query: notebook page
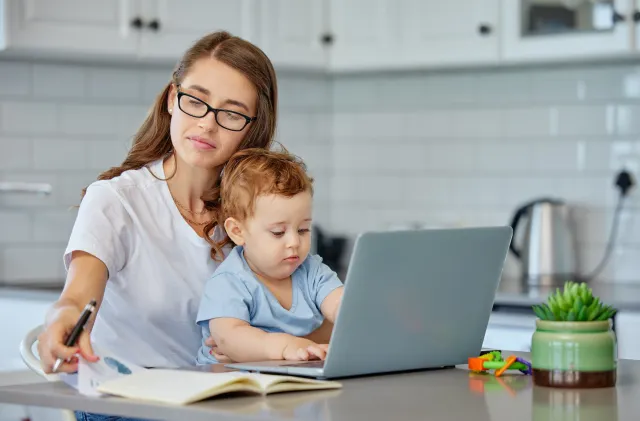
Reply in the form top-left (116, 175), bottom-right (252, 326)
top-left (97, 369), bottom-right (260, 405)
top-left (248, 373), bottom-right (342, 393)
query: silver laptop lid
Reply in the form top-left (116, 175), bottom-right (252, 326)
top-left (321, 226), bottom-right (512, 378)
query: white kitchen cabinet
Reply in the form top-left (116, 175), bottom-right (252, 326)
top-left (2, 0), bottom-right (140, 58)
top-left (500, 0), bottom-right (634, 63)
top-left (328, 0), bottom-right (396, 71)
top-left (616, 311), bottom-right (640, 360)
top-left (634, 0), bottom-right (640, 49)
top-left (329, 0), bottom-right (500, 72)
top-left (397, 0), bottom-right (500, 68)
top-left (137, 0), bottom-right (258, 62)
top-left (0, 293), bottom-right (56, 372)
top-left (0, 0), bottom-right (326, 69)
top-left (256, 0), bottom-right (329, 70)
top-left (482, 312), bottom-right (536, 352)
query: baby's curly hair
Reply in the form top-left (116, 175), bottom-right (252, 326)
top-left (218, 146), bottom-right (314, 228)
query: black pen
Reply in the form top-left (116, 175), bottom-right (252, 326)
top-left (52, 299), bottom-right (97, 373)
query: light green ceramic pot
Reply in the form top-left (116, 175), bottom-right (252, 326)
top-left (530, 319), bottom-right (617, 388)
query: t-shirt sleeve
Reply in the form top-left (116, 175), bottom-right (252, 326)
top-left (63, 182), bottom-right (131, 279)
top-left (196, 272), bottom-right (253, 327)
top-left (309, 255), bottom-right (344, 310)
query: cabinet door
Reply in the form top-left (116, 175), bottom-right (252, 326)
top-left (256, 0), bottom-right (328, 70)
top-left (482, 312), bottom-right (536, 352)
top-left (138, 0), bottom-right (258, 61)
top-left (616, 311), bottom-right (640, 360)
top-left (399, 0), bottom-right (500, 68)
top-left (501, 0), bottom-right (633, 62)
top-left (0, 296), bottom-right (56, 372)
top-left (329, 0), bottom-right (398, 72)
top-left (4, 0), bottom-right (140, 57)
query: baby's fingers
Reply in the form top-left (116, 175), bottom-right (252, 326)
top-left (306, 345), bottom-right (326, 360)
top-left (296, 348), bottom-right (310, 360)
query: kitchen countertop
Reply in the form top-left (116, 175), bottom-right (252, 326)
top-left (3, 277), bottom-right (640, 311)
top-left (493, 278), bottom-right (640, 311)
top-left (0, 351), bottom-right (638, 421)
top-left (0, 284), bottom-right (62, 302)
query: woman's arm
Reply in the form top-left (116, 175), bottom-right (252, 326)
top-left (209, 318), bottom-right (327, 362)
top-left (38, 251), bottom-right (108, 372)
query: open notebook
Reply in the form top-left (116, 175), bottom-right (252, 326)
top-left (96, 369), bottom-right (342, 405)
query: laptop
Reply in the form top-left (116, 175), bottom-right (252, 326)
top-left (225, 226), bottom-right (513, 379)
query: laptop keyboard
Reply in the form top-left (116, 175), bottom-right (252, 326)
top-left (282, 360), bottom-right (325, 369)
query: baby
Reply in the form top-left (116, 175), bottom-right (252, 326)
top-left (195, 147), bottom-right (344, 365)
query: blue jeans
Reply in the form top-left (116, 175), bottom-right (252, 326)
top-left (74, 411), bottom-right (156, 421)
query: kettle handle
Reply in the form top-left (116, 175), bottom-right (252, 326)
top-left (509, 204), bottom-right (529, 259)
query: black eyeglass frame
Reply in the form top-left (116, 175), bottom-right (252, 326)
top-left (175, 89), bottom-right (257, 132)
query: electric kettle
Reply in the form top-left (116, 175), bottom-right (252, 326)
top-left (509, 197), bottom-right (577, 286)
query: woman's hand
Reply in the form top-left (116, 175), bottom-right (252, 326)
top-left (282, 338), bottom-right (328, 361)
top-left (205, 335), bottom-right (233, 363)
top-left (37, 305), bottom-right (100, 374)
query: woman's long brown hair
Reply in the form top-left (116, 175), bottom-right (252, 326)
top-left (82, 31), bottom-right (278, 261)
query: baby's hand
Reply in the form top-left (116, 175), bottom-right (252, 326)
top-left (282, 338), bottom-right (328, 361)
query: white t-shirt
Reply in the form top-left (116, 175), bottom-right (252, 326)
top-left (64, 158), bottom-right (229, 368)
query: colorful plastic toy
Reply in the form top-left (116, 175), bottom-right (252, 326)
top-left (468, 350), bottom-right (532, 376)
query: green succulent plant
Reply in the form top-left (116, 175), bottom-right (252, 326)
top-left (532, 281), bottom-right (617, 322)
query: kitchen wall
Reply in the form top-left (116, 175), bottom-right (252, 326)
top-left (0, 58), bottom-right (331, 284)
top-left (2, 57), bottom-right (640, 285)
top-left (330, 63), bottom-right (640, 283)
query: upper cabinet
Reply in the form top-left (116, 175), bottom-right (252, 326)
top-left (137, 0), bottom-right (258, 62)
top-left (0, 0), bottom-right (324, 69)
top-left (398, 0), bottom-right (500, 68)
top-left (500, 0), bottom-right (634, 63)
top-left (256, 0), bottom-right (329, 70)
top-left (2, 0), bottom-right (640, 73)
top-left (329, 0), bottom-right (500, 72)
top-left (2, 0), bottom-right (141, 57)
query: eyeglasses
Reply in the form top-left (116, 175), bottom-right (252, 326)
top-left (176, 90), bottom-right (256, 132)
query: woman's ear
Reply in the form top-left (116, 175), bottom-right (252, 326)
top-left (167, 83), bottom-right (177, 114)
top-left (224, 217), bottom-right (245, 245)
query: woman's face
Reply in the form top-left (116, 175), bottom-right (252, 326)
top-left (167, 57), bottom-right (258, 171)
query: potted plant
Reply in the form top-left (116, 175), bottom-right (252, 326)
top-left (530, 281), bottom-right (618, 388)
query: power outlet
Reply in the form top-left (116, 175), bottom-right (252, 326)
top-left (614, 169), bottom-right (635, 197)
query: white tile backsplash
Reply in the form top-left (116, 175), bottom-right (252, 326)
top-left (33, 63), bottom-right (87, 99)
top-left (0, 63), bottom-right (31, 96)
top-left (32, 139), bottom-right (87, 170)
top-left (1, 57), bottom-right (640, 284)
top-left (1, 102), bottom-right (58, 134)
top-left (0, 137), bottom-right (31, 169)
top-left (330, 63), bottom-right (640, 284)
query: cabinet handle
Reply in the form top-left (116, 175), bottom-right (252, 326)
top-left (130, 17), bottom-right (143, 29)
top-left (634, 10), bottom-right (640, 22)
top-left (612, 11), bottom-right (625, 23)
top-left (148, 19), bottom-right (161, 31)
top-left (478, 24), bottom-right (492, 35)
top-left (320, 33), bottom-right (333, 46)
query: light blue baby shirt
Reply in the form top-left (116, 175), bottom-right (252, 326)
top-left (195, 245), bottom-right (343, 365)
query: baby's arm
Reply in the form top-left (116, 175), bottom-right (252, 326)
top-left (209, 319), bottom-right (327, 362)
top-left (320, 287), bottom-right (344, 324)
top-left (311, 256), bottom-right (345, 325)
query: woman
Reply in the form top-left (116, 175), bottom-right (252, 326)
top-left (37, 31), bottom-right (331, 384)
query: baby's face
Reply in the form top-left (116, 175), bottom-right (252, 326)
top-left (242, 191), bottom-right (313, 282)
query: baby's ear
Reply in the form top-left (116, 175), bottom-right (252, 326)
top-left (224, 217), bottom-right (245, 245)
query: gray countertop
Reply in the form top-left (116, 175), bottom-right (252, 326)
top-left (0, 285), bottom-right (61, 302)
top-left (3, 277), bottom-right (640, 312)
top-left (1, 352), bottom-right (639, 421)
top-left (493, 278), bottom-right (640, 311)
